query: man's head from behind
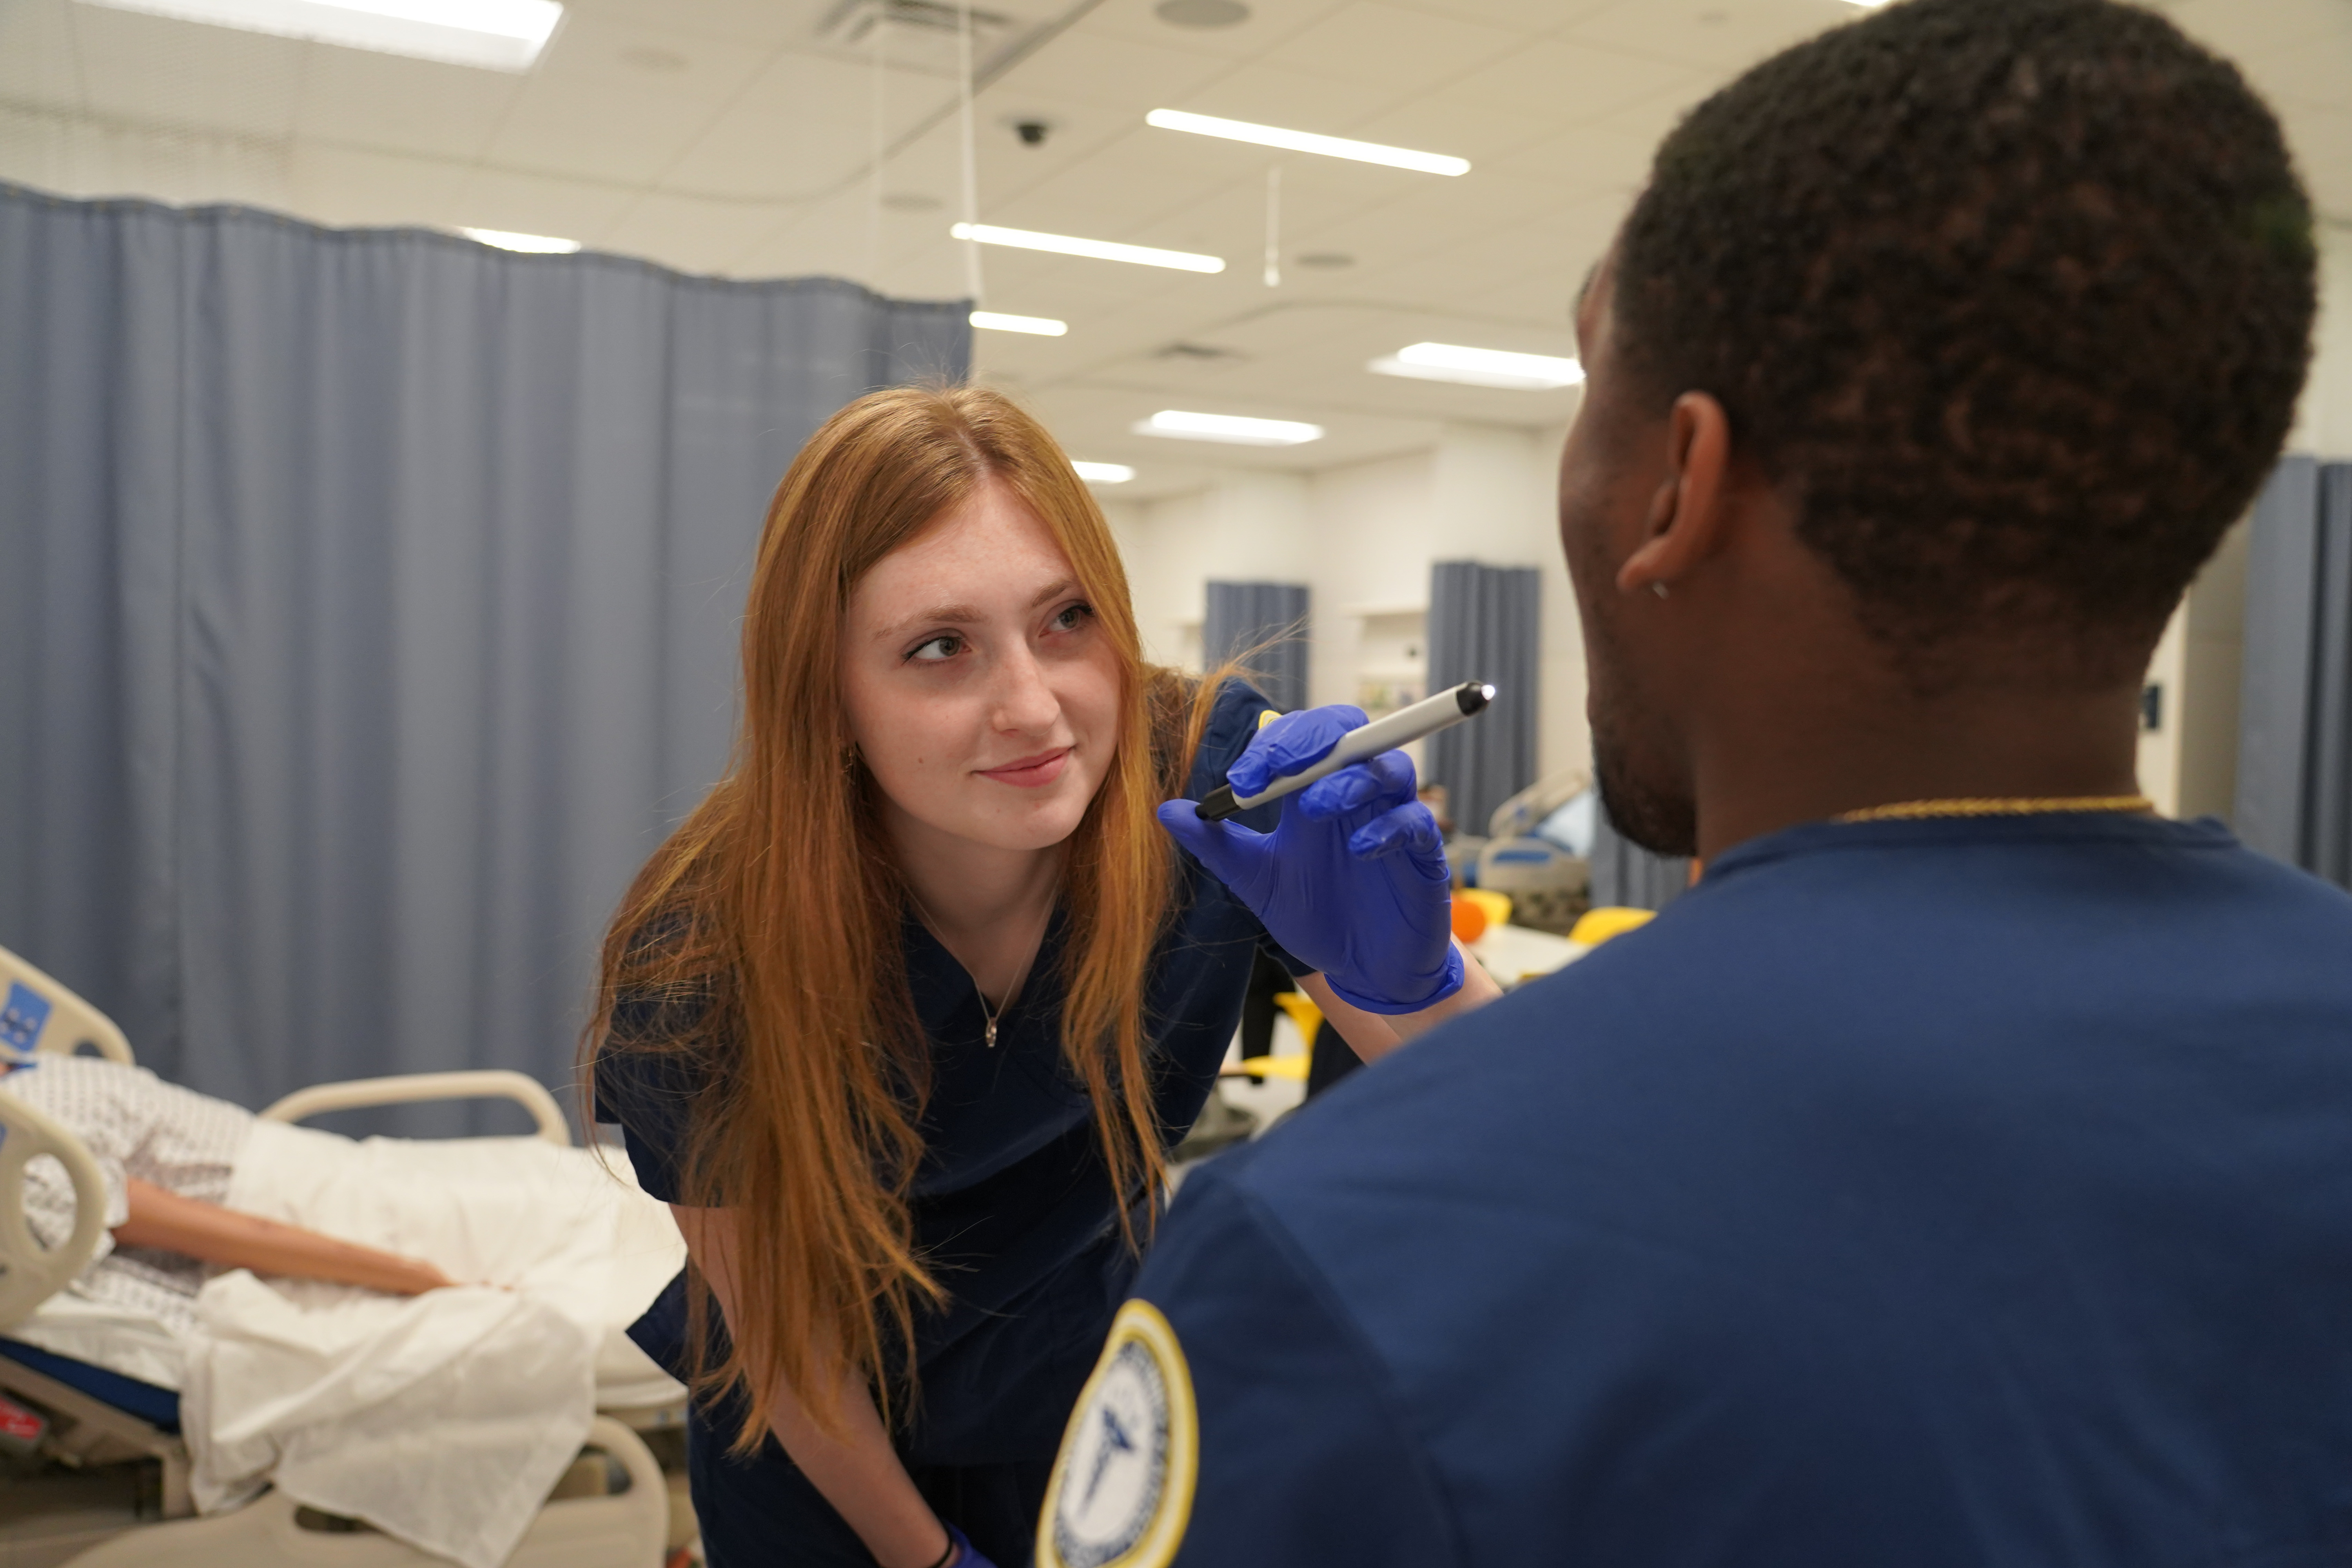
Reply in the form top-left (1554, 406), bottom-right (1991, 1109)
top-left (1561, 0), bottom-right (2314, 856)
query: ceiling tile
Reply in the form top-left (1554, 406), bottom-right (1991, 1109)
top-left (2167, 0), bottom-right (2352, 65)
top-left (482, 13), bottom-right (773, 187)
top-left (452, 161), bottom-right (645, 245)
top-left (292, 47), bottom-right (522, 163)
top-left (557, 0), bottom-right (834, 49)
top-left (989, 27), bottom-right (1230, 114)
top-left (1381, 0), bottom-right (1616, 29)
top-left (70, 3), bottom-right (301, 139)
top-left (1074, 0), bottom-right (1355, 63)
top-left (1169, 58), bottom-right (1406, 131)
top-left (285, 141), bottom-right (470, 229)
top-left (598, 187), bottom-right (793, 274)
top-left (1341, 95), bottom-right (1550, 164)
top-left (1434, 36), bottom-right (1697, 125)
top-left (1259, 1), bottom-right (1528, 93)
top-left (0, 0), bottom-right (83, 111)
top-left (658, 49), bottom-right (944, 204)
top-left (1561, 0), bottom-right (1851, 72)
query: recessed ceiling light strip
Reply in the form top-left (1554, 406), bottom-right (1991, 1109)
top-left (1145, 109), bottom-right (1468, 177)
top-left (461, 227), bottom-right (580, 254)
top-left (1134, 410), bottom-right (1323, 446)
top-left (971, 310), bottom-right (1067, 336)
top-left (78, 0), bottom-right (564, 71)
top-left (950, 223), bottom-right (1225, 273)
top-left (1369, 341), bottom-right (1583, 390)
top-left (1073, 462), bottom-right (1135, 483)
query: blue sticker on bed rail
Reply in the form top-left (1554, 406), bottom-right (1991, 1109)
top-left (1, 984), bottom-right (51, 1060)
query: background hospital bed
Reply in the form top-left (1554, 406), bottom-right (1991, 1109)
top-left (0, 944), bottom-right (680, 1568)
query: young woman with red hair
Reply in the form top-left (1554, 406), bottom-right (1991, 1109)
top-left (589, 385), bottom-right (1494, 1568)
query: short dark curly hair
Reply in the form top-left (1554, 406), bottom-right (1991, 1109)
top-left (1613, 0), bottom-right (2315, 686)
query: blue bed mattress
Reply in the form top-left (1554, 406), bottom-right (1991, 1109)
top-left (0, 1338), bottom-right (180, 1432)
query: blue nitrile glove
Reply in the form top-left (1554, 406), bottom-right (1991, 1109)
top-left (945, 1524), bottom-right (996, 1568)
top-left (1157, 704), bottom-right (1462, 1015)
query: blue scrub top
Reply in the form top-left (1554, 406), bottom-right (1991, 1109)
top-left (1065, 813), bottom-right (2352, 1567)
top-left (595, 680), bottom-right (1296, 1464)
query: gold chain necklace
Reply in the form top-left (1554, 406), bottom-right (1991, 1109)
top-left (1835, 795), bottom-right (2155, 824)
top-left (904, 886), bottom-right (1052, 1050)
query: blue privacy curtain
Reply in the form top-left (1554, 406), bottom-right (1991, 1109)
top-left (1587, 805), bottom-right (1691, 912)
top-left (0, 182), bottom-right (969, 1129)
top-left (1426, 561), bottom-right (1539, 837)
top-left (1203, 581), bottom-right (1310, 713)
top-left (2236, 456), bottom-right (2352, 889)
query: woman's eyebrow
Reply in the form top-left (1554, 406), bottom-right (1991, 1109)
top-left (1027, 577), bottom-right (1078, 609)
top-left (878, 603), bottom-right (984, 639)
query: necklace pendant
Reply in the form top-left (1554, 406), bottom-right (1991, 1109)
top-left (985, 1018), bottom-right (998, 1050)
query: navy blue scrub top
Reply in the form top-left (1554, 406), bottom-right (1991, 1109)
top-left (1084, 813), bottom-right (2352, 1567)
top-left (595, 680), bottom-right (1296, 1464)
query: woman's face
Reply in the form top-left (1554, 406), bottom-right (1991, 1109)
top-left (841, 480), bottom-right (1122, 858)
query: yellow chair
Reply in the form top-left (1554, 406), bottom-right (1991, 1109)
top-left (1567, 906), bottom-right (1657, 946)
top-left (1230, 991), bottom-right (1322, 1082)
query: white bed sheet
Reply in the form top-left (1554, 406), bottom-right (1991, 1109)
top-left (12, 1122), bottom-right (688, 1568)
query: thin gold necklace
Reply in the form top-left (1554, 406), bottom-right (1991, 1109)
top-left (904, 886), bottom-right (1053, 1050)
top-left (1836, 794), bottom-right (2155, 824)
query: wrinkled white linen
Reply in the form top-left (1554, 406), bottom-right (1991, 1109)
top-left (180, 1122), bottom-right (685, 1568)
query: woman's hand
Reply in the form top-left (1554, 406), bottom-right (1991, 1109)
top-left (1158, 705), bottom-right (1461, 1015)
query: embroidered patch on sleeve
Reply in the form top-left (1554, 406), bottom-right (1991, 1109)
top-left (1036, 1298), bottom-right (1198, 1568)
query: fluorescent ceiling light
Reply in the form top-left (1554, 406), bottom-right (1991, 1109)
top-left (951, 223), bottom-right (1224, 274)
top-left (1134, 410), bottom-right (1323, 447)
top-left (971, 310), bottom-right (1068, 336)
top-left (1073, 462), bottom-right (1135, 484)
top-left (461, 227), bottom-right (579, 253)
top-left (78, 0), bottom-right (563, 72)
top-left (1369, 341), bottom-right (1583, 391)
top-left (1145, 109), bottom-right (1469, 177)
top-left (1841, 0), bottom-right (1891, 7)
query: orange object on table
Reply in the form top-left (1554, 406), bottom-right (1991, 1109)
top-left (1450, 894), bottom-right (1488, 944)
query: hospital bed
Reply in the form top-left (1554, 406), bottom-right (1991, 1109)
top-left (0, 944), bottom-right (680, 1568)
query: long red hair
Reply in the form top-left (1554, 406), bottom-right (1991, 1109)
top-left (589, 385), bottom-right (1219, 1450)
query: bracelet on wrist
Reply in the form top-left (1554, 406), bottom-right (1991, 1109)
top-left (922, 1526), bottom-right (960, 1568)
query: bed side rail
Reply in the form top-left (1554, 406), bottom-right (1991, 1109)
top-left (0, 1092), bottom-right (111, 1329)
top-left (259, 1070), bottom-right (571, 1147)
top-left (0, 944), bottom-right (136, 1065)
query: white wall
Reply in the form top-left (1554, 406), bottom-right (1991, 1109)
top-left (2288, 221), bottom-right (2352, 460)
top-left (2146, 220), bottom-right (2352, 819)
top-left (1109, 419), bottom-right (1589, 804)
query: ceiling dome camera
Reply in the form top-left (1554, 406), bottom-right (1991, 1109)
top-left (1014, 119), bottom-right (1051, 146)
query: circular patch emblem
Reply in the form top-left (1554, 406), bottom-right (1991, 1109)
top-left (1037, 1299), bottom-right (1197, 1568)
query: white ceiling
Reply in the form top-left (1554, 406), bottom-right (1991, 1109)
top-left (2, 0), bottom-right (2347, 497)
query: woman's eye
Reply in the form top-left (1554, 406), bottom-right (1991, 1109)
top-left (908, 634), bottom-right (962, 662)
top-left (1052, 603), bottom-right (1094, 632)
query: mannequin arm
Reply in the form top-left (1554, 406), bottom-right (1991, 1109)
top-left (112, 1178), bottom-right (454, 1296)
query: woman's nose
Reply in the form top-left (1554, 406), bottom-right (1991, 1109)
top-left (990, 644), bottom-right (1062, 733)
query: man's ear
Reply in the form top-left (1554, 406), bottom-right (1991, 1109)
top-left (1617, 392), bottom-right (1733, 597)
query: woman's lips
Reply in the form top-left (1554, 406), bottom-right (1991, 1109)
top-left (978, 748), bottom-right (1071, 788)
